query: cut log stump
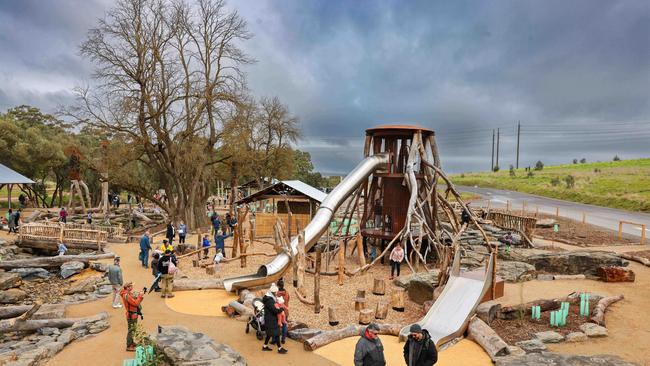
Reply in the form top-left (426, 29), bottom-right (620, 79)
top-left (206, 266), bottom-right (215, 275)
top-left (375, 301), bottom-right (388, 319)
top-left (328, 306), bottom-right (339, 326)
top-left (359, 309), bottom-right (373, 325)
top-left (391, 288), bottom-right (406, 312)
top-left (372, 278), bottom-right (386, 295)
top-left (355, 298), bottom-right (367, 311)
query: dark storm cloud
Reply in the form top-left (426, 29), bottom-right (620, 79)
top-left (1, 0), bottom-right (648, 174)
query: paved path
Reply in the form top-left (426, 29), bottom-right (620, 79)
top-left (458, 185), bottom-right (650, 239)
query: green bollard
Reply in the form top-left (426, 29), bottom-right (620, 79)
top-left (550, 311), bottom-right (556, 327)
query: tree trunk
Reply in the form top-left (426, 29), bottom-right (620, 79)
top-left (229, 162), bottom-right (238, 215)
top-left (338, 244), bottom-right (345, 286)
top-left (467, 317), bottom-right (509, 361)
top-left (172, 279), bottom-right (224, 291)
top-left (314, 245), bottom-right (322, 314)
top-left (0, 253), bottom-right (116, 270)
top-left (391, 288), bottom-right (406, 312)
top-left (304, 323), bottom-right (402, 351)
top-left (0, 311), bottom-right (107, 333)
top-left (0, 304), bottom-right (66, 320)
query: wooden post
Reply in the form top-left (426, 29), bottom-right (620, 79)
top-left (391, 288), bottom-right (405, 312)
top-left (375, 301), bottom-right (389, 319)
top-left (556, 207), bottom-right (560, 217)
top-left (582, 212), bottom-right (586, 224)
top-left (297, 230), bottom-right (306, 292)
top-left (506, 200), bottom-right (511, 211)
top-left (618, 221), bottom-right (623, 240)
top-left (338, 243), bottom-right (345, 286)
top-left (356, 234), bottom-right (366, 267)
top-left (314, 245), bottom-right (322, 314)
top-left (372, 278), bottom-right (386, 296)
top-left (206, 265), bottom-right (215, 275)
top-left (359, 309), bottom-right (373, 325)
top-left (642, 224), bottom-right (646, 245)
top-left (328, 306), bottom-right (339, 326)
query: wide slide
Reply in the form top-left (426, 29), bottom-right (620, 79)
top-left (399, 248), bottom-right (495, 346)
top-left (223, 153), bottom-right (390, 292)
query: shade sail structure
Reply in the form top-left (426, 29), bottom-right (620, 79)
top-left (0, 164), bottom-right (35, 185)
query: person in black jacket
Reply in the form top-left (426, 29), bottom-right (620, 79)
top-left (261, 284), bottom-right (288, 354)
top-left (460, 204), bottom-right (471, 226)
top-left (156, 250), bottom-right (177, 298)
top-left (403, 324), bottom-right (438, 366)
top-left (165, 222), bottom-right (176, 245)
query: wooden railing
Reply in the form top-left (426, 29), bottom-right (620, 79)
top-left (19, 223), bottom-right (108, 249)
top-left (64, 223), bottom-right (126, 241)
top-left (486, 211), bottom-right (538, 240)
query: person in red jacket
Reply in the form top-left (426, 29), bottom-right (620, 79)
top-left (120, 282), bottom-right (144, 351)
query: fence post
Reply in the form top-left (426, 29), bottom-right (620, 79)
top-left (618, 221), bottom-right (623, 240)
top-left (555, 207), bottom-right (560, 217)
top-left (582, 212), bottom-right (586, 224)
top-left (642, 225), bottom-right (646, 245)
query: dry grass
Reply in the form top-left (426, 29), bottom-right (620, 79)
top-left (177, 238), bottom-right (424, 330)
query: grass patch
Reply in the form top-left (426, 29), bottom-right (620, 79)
top-left (452, 158), bottom-right (650, 213)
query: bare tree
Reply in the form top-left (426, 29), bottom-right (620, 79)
top-left (66, 0), bottom-right (252, 227)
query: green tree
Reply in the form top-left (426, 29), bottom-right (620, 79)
top-left (292, 150), bottom-right (324, 187)
top-left (534, 161), bottom-right (544, 171)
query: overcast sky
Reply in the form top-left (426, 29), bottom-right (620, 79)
top-left (1, 0), bottom-right (648, 174)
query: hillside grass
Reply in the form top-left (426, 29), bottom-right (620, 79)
top-left (452, 158), bottom-right (650, 213)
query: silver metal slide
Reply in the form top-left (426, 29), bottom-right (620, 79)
top-left (399, 248), bottom-right (495, 346)
top-left (223, 153), bottom-right (390, 292)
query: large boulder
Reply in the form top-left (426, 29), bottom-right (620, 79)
top-left (10, 268), bottom-right (52, 280)
top-left (597, 266), bottom-right (635, 282)
top-left (580, 323), bottom-right (608, 337)
top-left (514, 339), bottom-right (546, 353)
top-left (64, 277), bottom-right (103, 295)
top-left (60, 261), bottom-right (85, 279)
top-left (525, 251), bottom-right (627, 279)
top-left (496, 352), bottom-right (635, 366)
top-left (0, 288), bottom-right (28, 304)
top-left (394, 270), bottom-right (440, 304)
top-left (0, 272), bottom-right (22, 290)
top-left (155, 326), bottom-right (246, 365)
top-left (497, 261), bottom-right (536, 282)
top-left (534, 331), bottom-right (564, 343)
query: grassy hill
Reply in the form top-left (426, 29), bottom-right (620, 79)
top-left (451, 158), bottom-right (650, 213)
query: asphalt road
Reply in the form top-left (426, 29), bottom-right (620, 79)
top-left (457, 185), bottom-right (650, 240)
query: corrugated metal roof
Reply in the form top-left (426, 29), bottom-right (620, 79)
top-left (0, 164), bottom-right (35, 184)
top-left (236, 180), bottom-right (327, 204)
top-left (281, 180), bottom-right (327, 203)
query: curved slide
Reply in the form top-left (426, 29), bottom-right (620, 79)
top-left (223, 153), bottom-right (390, 292)
top-left (399, 248), bottom-right (495, 346)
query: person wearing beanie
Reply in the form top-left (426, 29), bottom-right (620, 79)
top-left (353, 323), bottom-right (386, 366)
top-left (262, 283), bottom-right (287, 354)
top-left (403, 323), bottom-right (438, 366)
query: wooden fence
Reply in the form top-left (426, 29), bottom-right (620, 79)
top-left (486, 211), bottom-right (538, 240)
top-left (253, 212), bottom-right (311, 238)
top-left (19, 223), bottom-right (108, 249)
top-left (64, 223), bottom-right (126, 242)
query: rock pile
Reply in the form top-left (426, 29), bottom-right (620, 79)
top-left (155, 326), bottom-right (247, 365)
top-left (525, 251), bottom-right (627, 279)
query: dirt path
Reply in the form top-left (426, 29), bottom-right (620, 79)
top-left (502, 241), bottom-right (650, 365)
top-left (46, 234), bottom-right (336, 366)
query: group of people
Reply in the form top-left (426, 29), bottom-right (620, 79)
top-left (138, 231), bottom-right (178, 298)
top-left (4, 208), bottom-right (21, 233)
top-left (354, 323), bottom-right (438, 366)
top-left (260, 280), bottom-right (290, 354)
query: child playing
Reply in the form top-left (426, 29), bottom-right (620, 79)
top-left (151, 253), bottom-right (161, 292)
top-left (57, 242), bottom-right (68, 256)
top-left (202, 234), bottom-right (211, 259)
top-left (213, 249), bottom-right (224, 275)
top-left (275, 296), bottom-right (289, 344)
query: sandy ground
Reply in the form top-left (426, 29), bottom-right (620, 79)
top-left (45, 233), bottom-right (338, 366)
top-left (315, 337), bottom-right (491, 366)
top-left (501, 242), bottom-right (650, 365)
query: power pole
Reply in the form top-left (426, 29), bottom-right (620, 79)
top-left (491, 129), bottom-right (495, 171)
top-left (496, 128), bottom-right (500, 170)
top-left (516, 121), bottom-right (521, 169)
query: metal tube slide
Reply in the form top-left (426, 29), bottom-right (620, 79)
top-left (399, 249), bottom-right (495, 346)
top-left (223, 153), bottom-right (390, 292)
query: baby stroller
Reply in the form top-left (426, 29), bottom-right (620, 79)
top-left (245, 298), bottom-right (265, 340)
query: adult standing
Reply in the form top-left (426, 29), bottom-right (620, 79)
top-left (157, 249), bottom-right (177, 298)
top-left (165, 222), bottom-right (176, 245)
top-left (211, 214), bottom-right (221, 236)
top-left (228, 213), bottom-right (237, 235)
top-left (107, 257), bottom-right (124, 308)
top-left (139, 231), bottom-right (152, 268)
top-left (120, 282), bottom-right (144, 352)
top-left (353, 323), bottom-right (386, 366)
top-left (403, 324), bottom-right (438, 366)
top-left (13, 209), bottom-right (21, 231)
top-left (213, 230), bottom-right (232, 258)
top-left (6, 209), bottom-right (15, 233)
top-left (389, 242), bottom-right (405, 280)
top-left (261, 283), bottom-right (288, 354)
top-left (178, 221), bottom-right (187, 244)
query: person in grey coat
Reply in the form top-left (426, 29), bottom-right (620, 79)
top-left (107, 257), bottom-right (124, 308)
top-left (354, 323), bottom-right (386, 366)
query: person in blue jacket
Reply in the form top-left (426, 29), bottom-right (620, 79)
top-left (202, 234), bottom-right (211, 259)
top-left (139, 231), bottom-right (152, 268)
top-left (214, 230), bottom-right (232, 258)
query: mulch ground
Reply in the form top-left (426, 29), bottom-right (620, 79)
top-left (490, 299), bottom-right (598, 345)
top-left (178, 238), bottom-right (424, 330)
top-left (533, 213), bottom-right (638, 246)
